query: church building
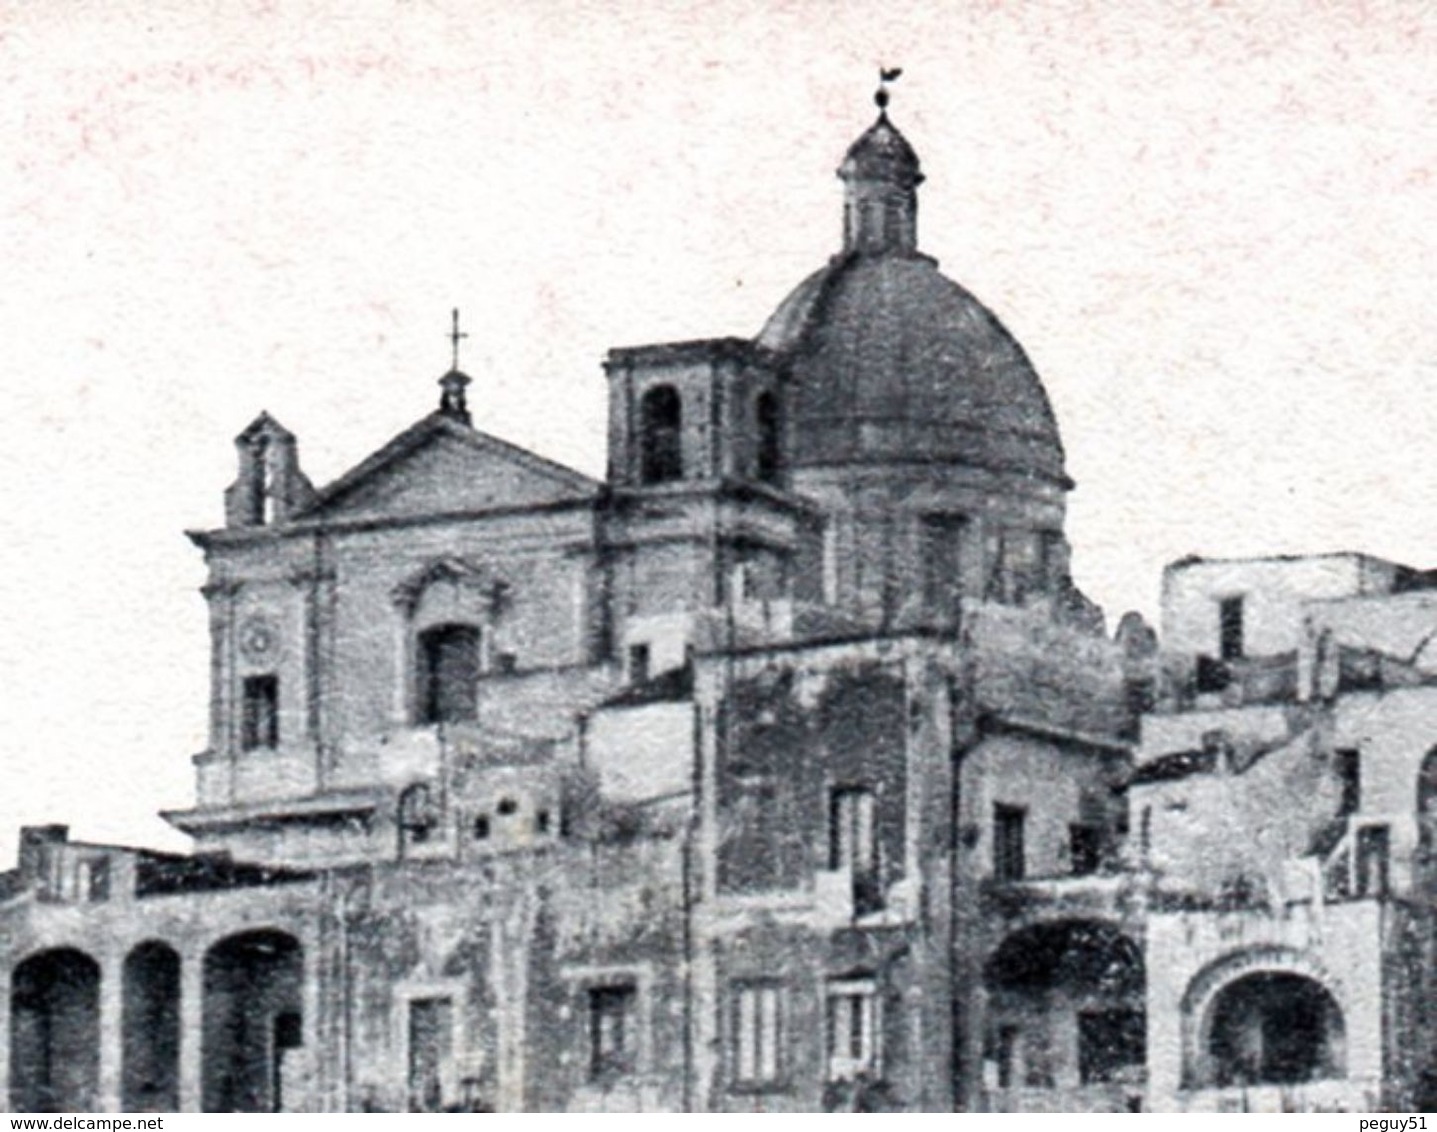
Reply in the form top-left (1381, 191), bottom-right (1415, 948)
top-left (3, 85), bottom-right (1434, 1114)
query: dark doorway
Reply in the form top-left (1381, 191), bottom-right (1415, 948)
top-left (1208, 972), bottom-right (1343, 1085)
top-left (418, 623), bottom-right (481, 724)
top-left (122, 942), bottom-right (180, 1112)
top-left (407, 997), bottom-right (452, 1112)
top-left (202, 930), bottom-right (303, 1112)
top-left (9, 948), bottom-right (101, 1112)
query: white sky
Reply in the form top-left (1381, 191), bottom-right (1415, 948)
top-left (1, 1), bottom-right (1433, 865)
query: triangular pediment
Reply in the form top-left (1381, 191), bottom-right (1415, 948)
top-left (301, 414), bottom-right (600, 522)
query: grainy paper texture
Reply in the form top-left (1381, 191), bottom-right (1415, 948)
top-left (1, 1), bottom-right (1433, 1114)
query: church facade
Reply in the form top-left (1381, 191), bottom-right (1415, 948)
top-left (3, 94), bottom-right (1435, 1114)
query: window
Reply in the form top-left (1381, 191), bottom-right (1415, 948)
top-left (732, 984), bottom-right (783, 1088)
top-left (407, 997), bottom-right (453, 1113)
top-left (639, 385), bottom-right (683, 484)
top-left (535, 809), bottom-right (551, 834)
top-left (1006, 530), bottom-right (1044, 603)
top-left (587, 984), bottom-right (637, 1080)
top-left (1219, 595), bottom-right (1245, 661)
top-left (921, 514), bottom-right (967, 615)
top-left (627, 642), bottom-right (651, 685)
top-left (1069, 823), bottom-right (1101, 876)
top-left (1038, 530), bottom-right (1064, 589)
top-left (496, 796), bottom-right (517, 817)
top-left (419, 624), bottom-right (480, 724)
top-left (76, 857), bottom-right (110, 902)
top-left (993, 804), bottom-right (1026, 882)
top-left (1335, 749), bottom-right (1361, 817)
top-left (398, 783), bottom-right (439, 851)
top-left (1356, 824), bottom-right (1390, 897)
top-left (1195, 654), bottom-right (1231, 693)
top-left (472, 814), bottom-right (490, 840)
top-left (826, 980), bottom-right (880, 1081)
top-left (829, 787), bottom-right (881, 914)
top-left (755, 391), bottom-right (780, 484)
top-left (240, 674), bottom-right (279, 750)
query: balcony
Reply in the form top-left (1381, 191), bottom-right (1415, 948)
top-left (1171, 652), bottom-right (1300, 710)
top-left (986, 1084), bottom-right (1143, 1113)
top-left (1178, 1079), bottom-right (1378, 1113)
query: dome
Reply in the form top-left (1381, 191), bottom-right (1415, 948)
top-left (757, 252), bottom-right (1068, 484)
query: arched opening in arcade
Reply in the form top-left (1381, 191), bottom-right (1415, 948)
top-left (122, 941), bottom-right (180, 1112)
top-left (983, 920), bottom-right (1145, 1099)
top-left (9, 948), bottom-right (101, 1113)
top-left (1204, 972), bottom-right (1344, 1087)
top-left (202, 929), bottom-right (304, 1113)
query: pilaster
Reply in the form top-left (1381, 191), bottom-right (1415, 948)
top-left (97, 950), bottom-right (124, 1112)
top-left (178, 952), bottom-right (204, 1112)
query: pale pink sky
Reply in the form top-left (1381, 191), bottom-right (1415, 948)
top-left (1, 1), bottom-right (1433, 863)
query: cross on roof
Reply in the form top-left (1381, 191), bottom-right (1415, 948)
top-left (448, 307), bottom-right (469, 371)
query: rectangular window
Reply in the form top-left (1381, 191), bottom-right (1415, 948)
top-left (419, 625), bottom-right (480, 724)
top-left (627, 643), bottom-right (650, 685)
top-left (241, 674), bottom-right (279, 750)
top-left (732, 984), bottom-right (783, 1088)
top-left (829, 787), bottom-right (881, 914)
top-left (829, 787), bottom-right (875, 872)
top-left (993, 804), bottom-right (1026, 882)
top-left (1356, 824), bottom-right (1390, 897)
top-left (1219, 595), bottom-right (1245, 661)
top-left (825, 981), bottom-right (880, 1081)
top-left (921, 513), bottom-right (967, 614)
top-left (76, 857), bottom-right (110, 902)
top-left (1069, 823), bottom-right (1101, 876)
top-left (588, 984), bottom-right (637, 1080)
top-left (407, 997), bottom-right (453, 1113)
top-left (1335, 748), bottom-right (1361, 817)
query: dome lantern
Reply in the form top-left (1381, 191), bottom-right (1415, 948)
top-left (839, 73), bottom-right (924, 256)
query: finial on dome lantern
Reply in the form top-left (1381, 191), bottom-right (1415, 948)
top-left (875, 66), bottom-right (902, 113)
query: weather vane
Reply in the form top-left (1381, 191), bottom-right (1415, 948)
top-left (876, 66), bottom-right (903, 111)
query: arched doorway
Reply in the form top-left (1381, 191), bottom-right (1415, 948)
top-left (9, 948), bottom-right (101, 1112)
top-left (202, 930), bottom-right (304, 1113)
top-left (122, 942), bottom-right (180, 1112)
top-left (1205, 972), bottom-right (1344, 1086)
top-left (984, 920), bottom-right (1145, 1099)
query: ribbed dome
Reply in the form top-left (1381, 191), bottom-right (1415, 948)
top-left (757, 253), bottom-right (1068, 484)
